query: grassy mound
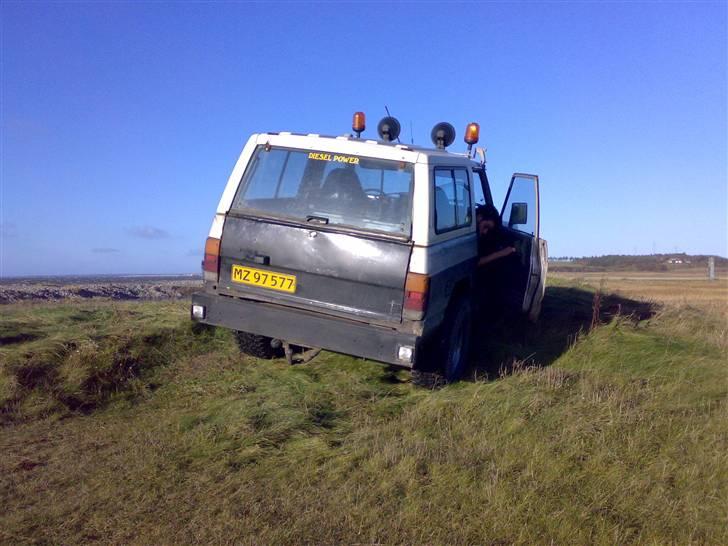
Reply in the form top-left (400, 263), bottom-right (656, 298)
top-left (0, 302), bottom-right (227, 421)
top-left (1, 284), bottom-right (726, 544)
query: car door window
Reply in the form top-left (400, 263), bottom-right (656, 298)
top-left (472, 173), bottom-right (486, 207)
top-left (501, 174), bottom-right (538, 237)
top-left (453, 169), bottom-right (472, 226)
top-left (434, 168), bottom-right (471, 233)
top-left (472, 169), bottom-right (493, 207)
top-left (434, 170), bottom-right (456, 231)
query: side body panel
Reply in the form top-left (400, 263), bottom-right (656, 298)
top-left (410, 158), bottom-right (482, 333)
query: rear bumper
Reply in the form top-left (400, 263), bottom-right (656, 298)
top-left (191, 292), bottom-right (420, 367)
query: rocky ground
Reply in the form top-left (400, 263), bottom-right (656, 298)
top-left (0, 275), bottom-right (202, 304)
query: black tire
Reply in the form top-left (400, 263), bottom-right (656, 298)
top-left (441, 297), bottom-right (473, 383)
top-left (411, 369), bottom-right (446, 389)
top-left (234, 331), bottom-right (280, 359)
top-left (411, 296), bottom-right (472, 387)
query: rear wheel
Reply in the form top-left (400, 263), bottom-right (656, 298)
top-left (234, 331), bottom-right (280, 359)
top-left (442, 297), bottom-right (472, 383)
top-left (411, 296), bottom-right (472, 387)
top-left (411, 369), bottom-right (446, 389)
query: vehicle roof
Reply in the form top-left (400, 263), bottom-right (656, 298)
top-left (255, 132), bottom-right (481, 166)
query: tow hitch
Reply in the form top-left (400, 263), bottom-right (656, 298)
top-left (276, 340), bottom-right (322, 366)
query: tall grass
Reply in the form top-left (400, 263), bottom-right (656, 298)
top-left (1, 282), bottom-right (726, 544)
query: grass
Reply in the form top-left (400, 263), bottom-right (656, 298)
top-left (1, 277), bottom-right (726, 544)
top-left (0, 302), bottom-right (226, 421)
top-left (551, 269), bottom-right (728, 311)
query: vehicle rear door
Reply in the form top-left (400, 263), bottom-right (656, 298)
top-left (216, 146), bottom-right (415, 324)
top-left (499, 173), bottom-right (546, 320)
top-left (218, 216), bottom-right (412, 323)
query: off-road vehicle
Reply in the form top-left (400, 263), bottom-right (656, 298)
top-left (191, 113), bottom-right (547, 382)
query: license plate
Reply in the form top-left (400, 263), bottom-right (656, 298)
top-left (230, 264), bottom-right (297, 293)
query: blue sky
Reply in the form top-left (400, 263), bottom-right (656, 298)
top-left (1, 1), bottom-right (726, 276)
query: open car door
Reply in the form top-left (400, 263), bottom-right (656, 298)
top-left (499, 173), bottom-right (547, 321)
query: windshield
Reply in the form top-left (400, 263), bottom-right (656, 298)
top-left (231, 146), bottom-right (414, 235)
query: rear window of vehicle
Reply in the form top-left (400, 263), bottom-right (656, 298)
top-left (231, 146), bottom-right (414, 235)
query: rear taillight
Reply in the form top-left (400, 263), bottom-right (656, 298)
top-left (202, 237), bottom-right (220, 282)
top-left (403, 272), bottom-right (429, 320)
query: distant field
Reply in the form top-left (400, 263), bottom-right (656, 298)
top-left (1, 273), bottom-right (726, 544)
top-left (551, 269), bottom-right (728, 313)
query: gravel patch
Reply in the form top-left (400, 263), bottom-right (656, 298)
top-left (0, 276), bottom-right (202, 304)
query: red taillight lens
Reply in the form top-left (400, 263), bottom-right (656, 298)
top-left (404, 273), bottom-right (429, 318)
top-left (202, 237), bottom-right (220, 277)
top-left (404, 290), bottom-right (427, 312)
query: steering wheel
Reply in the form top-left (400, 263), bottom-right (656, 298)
top-left (364, 188), bottom-right (385, 199)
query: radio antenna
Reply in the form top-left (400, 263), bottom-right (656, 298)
top-left (409, 121), bottom-right (414, 144)
top-left (384, 105), bottom-right (401, 143)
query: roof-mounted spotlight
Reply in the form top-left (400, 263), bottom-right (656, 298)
top-left (431, 122), bottom-right (456, 150)
top-left (352, 111), bottom-right (366, 138)
top-left (377, 116), bottom-right (401, 142)
top-left (464, 122), bottom-right (480, 156)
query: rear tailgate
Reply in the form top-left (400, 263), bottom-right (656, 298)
top-left (218, 215), bottom-right (412, 323)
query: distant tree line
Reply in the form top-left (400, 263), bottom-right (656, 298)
top-left (548, 253), bottom-right (727, 272)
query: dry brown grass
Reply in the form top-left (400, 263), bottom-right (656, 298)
top-left (551, 270), bottom-right (728, 312)
top-left (551, 271), bottom-right (728, 350)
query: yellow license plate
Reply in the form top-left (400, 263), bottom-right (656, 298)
top-left (231, 264), bottom-right (297, 293)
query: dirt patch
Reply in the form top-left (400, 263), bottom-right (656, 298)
top-left (0, 333), bottom-right (38, 344)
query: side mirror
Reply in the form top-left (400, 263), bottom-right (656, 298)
top-left (509, 202), bottom-right (528, 227)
